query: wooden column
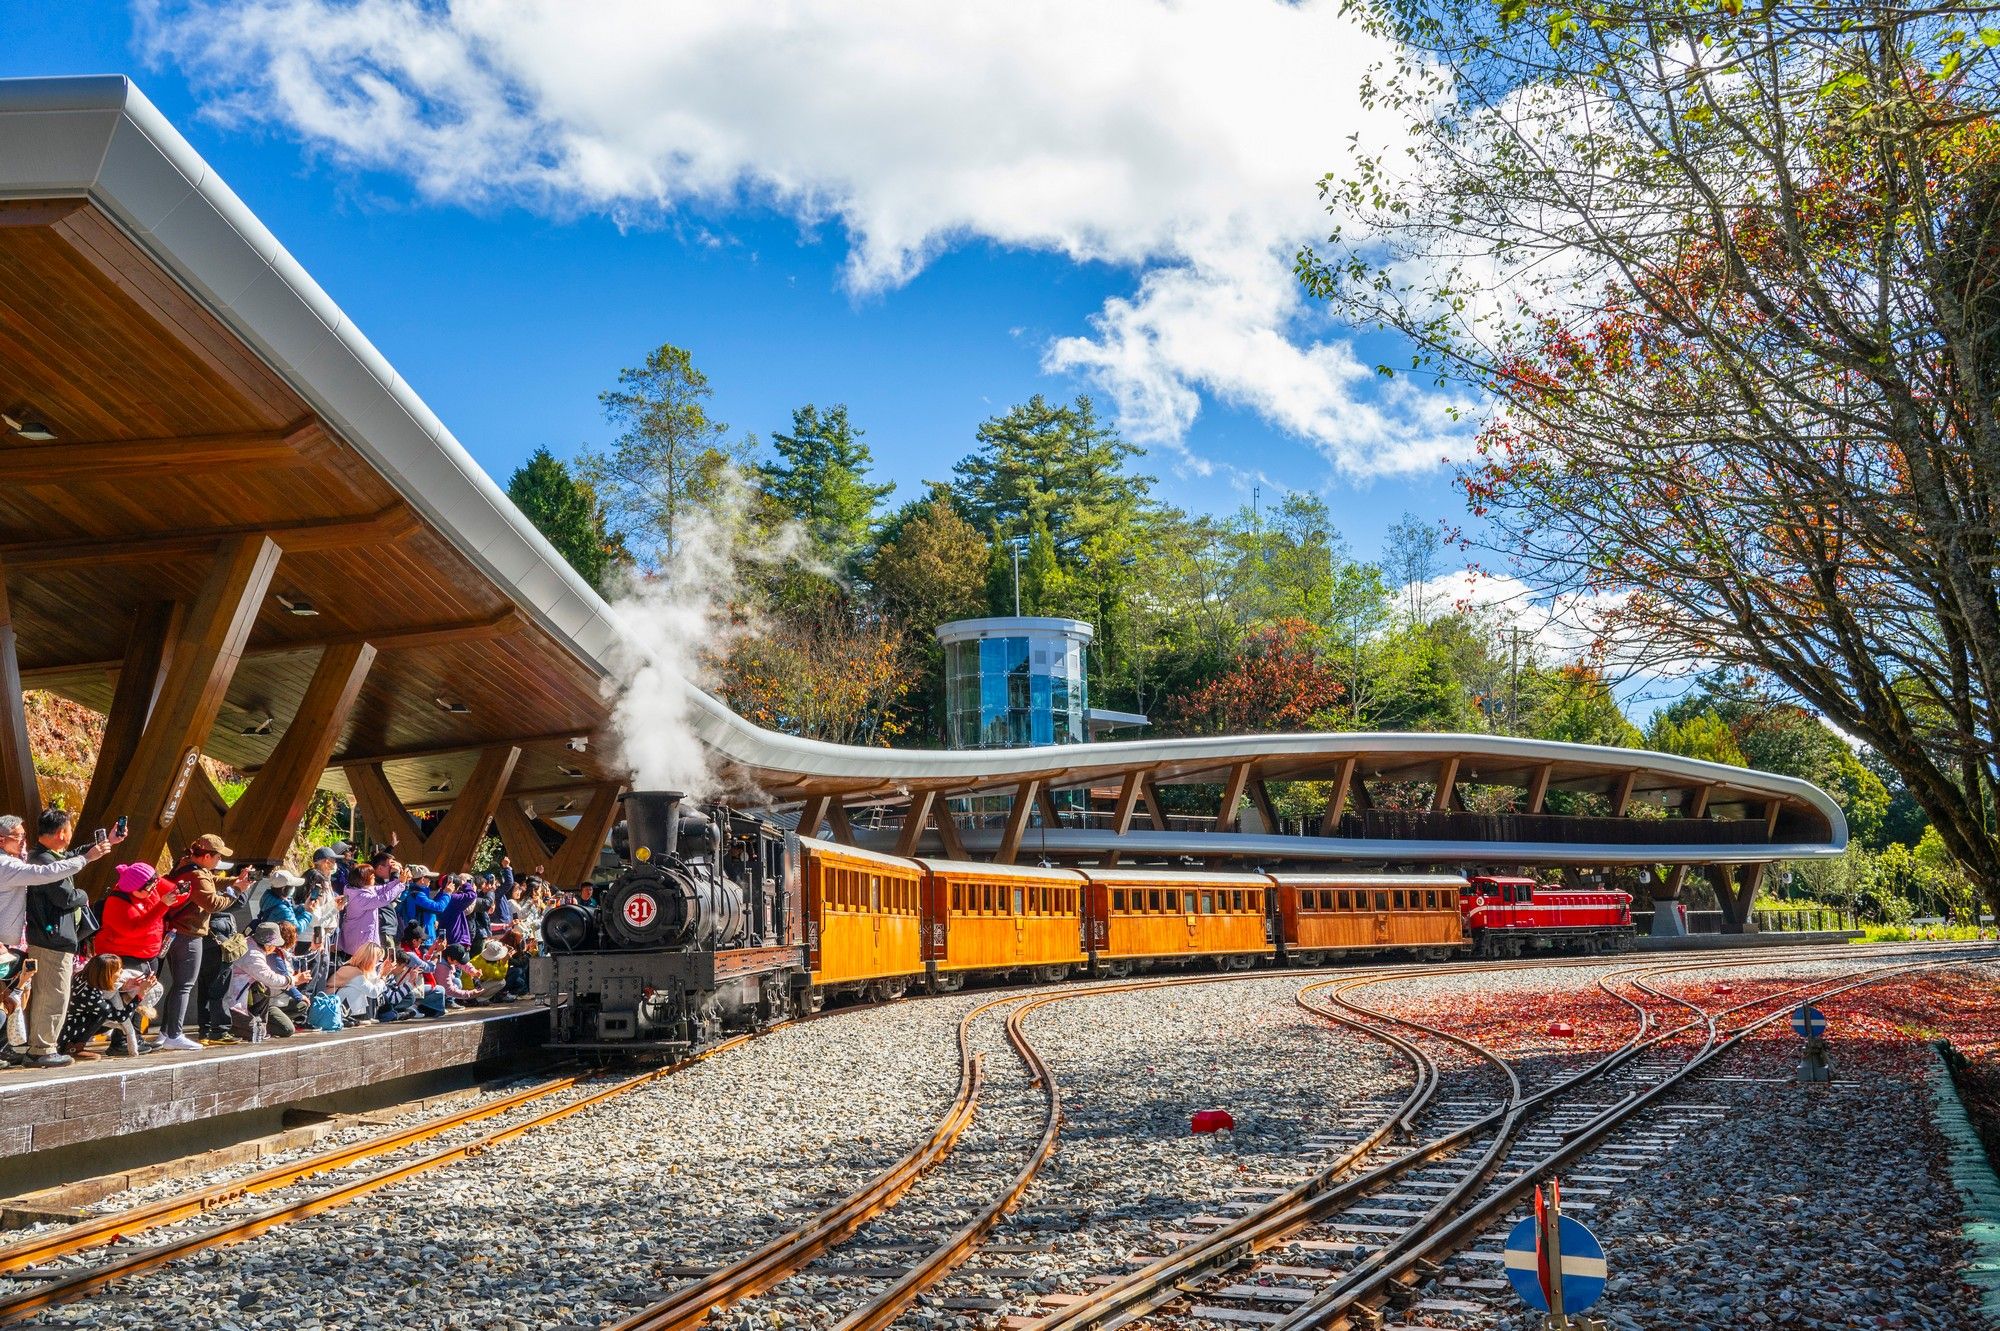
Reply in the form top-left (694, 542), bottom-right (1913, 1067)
top-left (421, 745), bottom-right (521, 874)
top-left (1248, 778), bottom-right (1280, 834)
top-left (223, 642), bottom-right (376, 861)
top-left (1319, 756), bottom-right (1358, 836)
top-left (0, 562), bottom-right (40, 819)
top-left (1609, 770), bottom-right (1638, 818)
top-left (995, 780), bottom-right (1040, 866)
top-left (1217, 763), bottom-right (1252, 833)
top-left (796, 795), bottom-right (832, 841)
top-left (78, 602), bottom-right (181, 836)
top-left (826, 801), bottom-right (856, 846)
top-left (87, 535), bottom-right (281, 888)
top-left (1139, 775), bottom-right (1168, 831)
top-left (491, 794), bottom-right (552, 873)
top-left (1713, 862), bottom-right (1761, 933)
top-left (933, 796), bottom-right (967, 860)
top-left (1105, 772), bottom-right (1144, 867)
top-left (1524, 763), bottom-right (1553, 815)
top-left (165, 766), bottom-right (232, 856)
top-left (1686, 783), bottom-right (1713, 819)
top-left (547, 783), bottom-right (622, 887)
top-left (343, 760), bottom-right (429, 859)
top-left (1431, 757), bottom-right (1460, 813)
top-left (1764, 799), bottom-right (1784, 838)
top-left (1036, 784), bottom-right (1061, 828)
top-left (896, 790), bottom-right (937, 858)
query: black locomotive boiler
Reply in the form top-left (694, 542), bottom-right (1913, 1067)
top-left (533, 790), bottom-right (808, 1052)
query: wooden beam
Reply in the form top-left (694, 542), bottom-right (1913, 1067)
top-left (1610, 769), bottom-right (1638, 818)
top-left (895, 791), bottom-right (937, 859)
top-left (1525, 763), bottom-right (1553, 815)
top-left (0, 505), bottom-right (418, 572)
top-left (1686, 783), bottom-right (1713, 819)
top-left (491, 795), bottom-right (552, 874)
top-left (0, 198), bottom-right (86, 228)
top-left (1319, 756), bottom-right (1357, 836)
top-left (1217, 762), bottom-right (1252, 833)
top-left (1764, 799), bottom-right (1784, 837)
top-left (995, 780), bottom-right (1040, 866)
top-left (0, 559), bottom-right (39, 819)
top-left (165, 765), bottom-right (232, 855)
top-left (316, 722), bottom-right (587, 773)
top-left (1036, 784), bottom-right (1061, 828)
top-left (826, 801), bottom-right (856, 846)
top-left (546, 783), bottom-right (622, 887)
top-left (420, 745), bottom-right (521, 874)
top-left (11, 421), bottom-right (326, 483)
top-left (1139, 774), bottom-right (1168, 831)
top-left (1430, 757), bottom-right (1460, 813)
top-left (221, 642), bottom-right (376, 861)
top-left (932, 796), bottom-right (966, 860)
top-left (796, 795), bottom-right (831, 841)
top-left (83, 534), bottom-right (281, 890)
top-left (24, 608), bottom-right (524, 684)
top-left (78, 603), bottom-right (180, 835)
top-left (343, 760), bottom-right (429, 859)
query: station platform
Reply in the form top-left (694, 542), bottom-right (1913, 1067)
top-left (1636, 928), bottom-right (1863, 951)
top-left (0, 1005), bottom-right (547, 1192)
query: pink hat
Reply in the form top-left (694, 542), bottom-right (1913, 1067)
top-left (113, 863), bottom-right (159, 894)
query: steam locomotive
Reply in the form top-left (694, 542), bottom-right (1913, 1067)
top-left (533, 789), bottom-right (1634, 1055)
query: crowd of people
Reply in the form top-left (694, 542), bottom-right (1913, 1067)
top-left (0, 811), bottom-right (582, 1068)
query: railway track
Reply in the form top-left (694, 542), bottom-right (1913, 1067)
top-left (0, 942), bottom-right (1982, 1328)
top-left (1013, 946), bottom-right (1995, 1331)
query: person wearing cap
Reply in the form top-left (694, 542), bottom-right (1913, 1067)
top-left (253, 869), bottom-right (312, 937)
top-left (156, 833), bottom-right (251, 1051)
top-left (225, 922), bottom-right (301, 1040)
top-left (398, 867), bottom-right (448, 945)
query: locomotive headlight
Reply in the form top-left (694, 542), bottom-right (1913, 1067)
top-left (636, 846), bottom-right (651, 862)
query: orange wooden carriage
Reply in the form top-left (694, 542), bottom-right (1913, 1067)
top-left (916, 858), bottom-right (1088, 990)
top-left (799, 838), bottom-right (925, 999)
top-left (1080, 868), bottom-right (1275, 974)
top-left (1268, 872), bottom-right (1467, 964)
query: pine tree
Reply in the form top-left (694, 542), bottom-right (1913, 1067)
top-left (505, 447), bottom-right (626, 591)
top-left (760, 404), bottom-right (895, 567)
top-left (952, 395), bottom-right (1152, 555)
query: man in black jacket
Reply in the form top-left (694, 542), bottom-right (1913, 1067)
top-left (24, 807), bottom-right (102, 1068)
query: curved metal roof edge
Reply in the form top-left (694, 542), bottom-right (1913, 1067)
top-left (0, 77), bottom-right (1848, 857)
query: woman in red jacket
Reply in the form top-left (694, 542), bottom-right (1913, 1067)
top-left (92, 863), bottom-right (187, 973)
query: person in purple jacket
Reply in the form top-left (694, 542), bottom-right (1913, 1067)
top-left (435, 875), bottom-right (480, 949)
top-left (335, 863), bottom-right (405, 961)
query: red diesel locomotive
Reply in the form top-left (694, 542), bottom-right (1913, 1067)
top-left (1458, 875), bottom-right (1634, 958)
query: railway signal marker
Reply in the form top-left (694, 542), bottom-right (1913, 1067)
top-left (1791, 1004), bottom-right (1827, 1039)
top-left (1505, 1181), bottom-right (1608, 1328)
top-left (1794, 1004), bottom-right (1832, 1082)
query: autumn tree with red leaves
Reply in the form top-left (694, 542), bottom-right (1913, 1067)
top-left (1304, 0), bottom-right (2000, 902)
top-left (1166, 618), bottom-right (1347, 735)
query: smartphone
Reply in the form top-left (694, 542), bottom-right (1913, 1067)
top-left (114, 815), bottom-right (128, 838)
top-left (92, 827), bottom-right (108, 847)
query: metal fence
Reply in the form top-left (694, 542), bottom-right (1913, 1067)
top-left (1633, 907), bottom-right (1860, 934)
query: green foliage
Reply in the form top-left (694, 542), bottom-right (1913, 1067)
top-left (1645, 711), bottom-right (1747, 767)
top-left (580, 343), bottom-right (740, 570)
top-left (760, 404), bottom-right (894, 569)
top-left (507, 446), bottom-right (626, 591)
top-left (952, 395), bottom-right (1154, 557)
top-left (470, 834), bottom-right (506, 874)
top-left (1517, 663), bottom-right (1641, 748)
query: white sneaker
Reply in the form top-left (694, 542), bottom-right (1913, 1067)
top-left (157, 1034), bottom-right (204, 1052)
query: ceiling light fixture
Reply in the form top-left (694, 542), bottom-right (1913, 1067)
top-left (1, 412), bottom-right (55, 442)
top-left (434, 696), bottom-right (470, 714)
top-left (558, 764), bottom-right (585, 779)
top-left (559, 799), bottom-right (577, 812)
top-left (240, 716), bottom-right (274, 736)
top-left (427, 779), bottom-right (452, 794)
top-left (276, 594), bottom-right (318, 617)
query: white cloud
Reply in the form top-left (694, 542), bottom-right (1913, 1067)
top-left (1407, 568), bottom-right (1635, 667)
top-left (141, 0), bottom-right (1476, 477)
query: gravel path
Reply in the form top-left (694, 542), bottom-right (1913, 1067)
top-left (14, 992), bottom-right (991, 1330)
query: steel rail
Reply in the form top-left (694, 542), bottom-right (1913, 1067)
top-left (1024, 946), bottom-right (1972, 1331)
top-left (0, 1035), bottom-right (764, 1325)
top-left (0, 1071), bottom-right (587, 1277)
top-left (1271, 950), bottom-right (2000, 1331)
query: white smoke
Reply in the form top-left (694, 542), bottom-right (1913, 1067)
top-left (600, 470), bottom-right (809, 800)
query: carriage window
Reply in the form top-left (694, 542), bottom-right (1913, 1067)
top-left (1375, 891), bottom-right (1390, 911)
top-left (1200, 892), bottom-right (1214, 914)
top-left (1144, 889), bottom-right (1159, 912)
top-left (952, 884), bottom-right (963, 911)
top-left (1181, 891), bottom-right (1195, 913)
top-left (1229, 890), bottom-right (1242, 911)
top-left (1013, 887), bottom-right (1025, 914)
top-left (1112, 889), bottom-right (1126, 911)
top-left (1392, 891), bottom-right (1405, 910)
top-left (1426, 889), bottom-right (1439, 910)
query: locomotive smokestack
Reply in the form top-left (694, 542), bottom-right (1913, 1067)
top-left (620, 790), bottom-right (684, 863)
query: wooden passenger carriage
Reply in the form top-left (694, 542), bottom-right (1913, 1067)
top-left (1270, 872), bottom-right (1468, 964)
top-left (916, 859), bottom-right (1088, 989)
top-left (1081, 869), bottom-right (1275, 974)
top-left (799, 837), bottom-right (925, 997)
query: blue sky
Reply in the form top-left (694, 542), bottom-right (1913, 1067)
top-left (5, 2), bottom-right (1477, 566)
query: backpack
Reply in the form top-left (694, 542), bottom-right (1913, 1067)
top-left (209, 911), bottom-right (248, 962)
top-left (307, 992), bottom-right (346, 1032)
